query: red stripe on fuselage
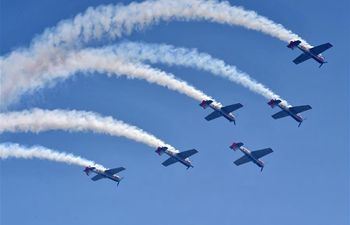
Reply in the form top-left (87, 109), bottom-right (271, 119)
top-left (298, 46), bottom-right (325, 64)
top-left (209, 105), bottom-right (235, 121)
top-left (313, 55), bottom-right (325, 63)
top-left (240, 147), bottom-right (264, 167)
top-left (287, 110), bottom-right (302, 123)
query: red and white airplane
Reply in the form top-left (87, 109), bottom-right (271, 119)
top-left (230, 142), bottom-right (273, 172)
top-left (84, 166), bottom-right (125, 186)
top-left (287, 40), bottom-right (333, 68)
top-left (268, 99), bottom-right (312, 127)
top-left (156, 147), bottom-right (198, 169)
top-left (199, 100), bottom-right (243, 124)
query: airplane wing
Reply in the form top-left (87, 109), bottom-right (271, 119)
top-left (91, 174), bottom-right (104, 181)
top-left (293, 53), bottom-right (312, 64)
top-left (251, 148), bottom-right (273, 159)
top-left (205, 111), bottom-right (222, 121)
top-left (309, 43), bottom-right (333, 55)
top-left (104, 167), bottom-right (126, 175)
top-left (234, 155), bottom-right (251, 166)
top-left (162, 157), bottom-right (178, 167)
top-left (177, 149), bottom-right (198, 159)
top-left (221, 103), bottom-right (243, 113)
top-left (289, 105), bottom-right (312, 114)
top-left (271, 110), bottom-right (289, 119)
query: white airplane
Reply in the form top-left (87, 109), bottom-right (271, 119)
top-left (155, 147), bottom-right (198, 169)
top-left (199, 100), bottom-right (243, 124)
top-left (84, 166), bottom-right (125, 186)
top-left (229, 142), bottom-right (273, 172)
top-left (268, 99), bottom-right (312, 127)
top-left (287, 40), bottom-right (333, 68)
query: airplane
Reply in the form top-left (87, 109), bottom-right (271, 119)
top-left (267, 99), bottom-right (312, 127)
top-left (287, 40), bottom-right (333, 68)
top-left (199, 100), bottom-right (243, 124)
top-left (229, 142), bottom-right (273, 172)
top-left (155, 147), bottom-right (198, 169)
top-left (84, 166), bottom-right (125, 186)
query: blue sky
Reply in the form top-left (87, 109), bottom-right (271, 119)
top-left (1, 0), bottom-right (349, 224)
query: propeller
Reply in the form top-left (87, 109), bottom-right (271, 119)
top-left (117, 177), bottom-right (124, 187)
top-left (261, 161), bottom-right (269, 172)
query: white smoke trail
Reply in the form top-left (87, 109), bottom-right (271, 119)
top-left (112, 42), bottom-right (288, 104)
top-left (0, 46), bottom-right (211, 107)
top-left (0, 142), bottom-right (106, 170)
top-left (1, 0), bottom-right (307, 106)
top-left (0, 108), bottom-right (176, 151)
top-left (9, 0), bottom-right (308, 47)
top-left (60, 48), bottom-right (212, 101)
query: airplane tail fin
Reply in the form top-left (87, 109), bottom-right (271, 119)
top-left (319, 61), bottom-right (327, 68)
top-left (229, 142), bottom-right (244, 151)
top-left (83, 166), bottom-right (95, 176)
top-left (261, 161), bottom-right (269, 172)
top-left (267, 99), bottom-right (282, 108)
top-left (199, 100), bottom-right (213, 109)
top-left (155, 147), bottom-right (167, 156)
top-left (287, 40), bottom-right (301, 50)
top-left (117, 177), bottom-right (124, 187)
top-left (298, 118), bottom-right (307, 127)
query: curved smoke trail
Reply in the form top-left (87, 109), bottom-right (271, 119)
top-left (0, 108), bottom-right (177, 151)
top-left (111, 41), bottom-right (288, 104)
top-left (0, 142), bottom-right (106, 170)
top-left (6, 42), bottom-right (281, 104)
top-left (1, 0), bottom-right (306, 106)
top-left (0, 47), bottom-right (212, 107)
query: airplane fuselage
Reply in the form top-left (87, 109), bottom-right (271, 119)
top-left (297, 45), bottom-right (325, 64)
top-left (276, 103), bottom-right (303, 123)
top-left (163, 149), bottom-right (193, 168)
top-left (238, 146), bottom-right (264, 168)
top-left (91, 168), bottom-right (122, 183)
top-left (208, 103), bottom-right (235, 122)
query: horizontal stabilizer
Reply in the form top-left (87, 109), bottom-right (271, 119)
top-left (287, 40), bottom-right (301, 49)
top-left (155, 147), bottom-right (168, 155)
top-left (230, 142), bottom-right (244, 150)
top-left (177, 149), bottom-right (198, 159)
top-left (84, 166), bottom-right (95, 175)
top-left (267, 99), bottom-right (282, 108)
top-left (199, 100), bottom-right (213, 108)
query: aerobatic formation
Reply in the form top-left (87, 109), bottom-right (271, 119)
top-left (1, 0), bottom-right (332, 185)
